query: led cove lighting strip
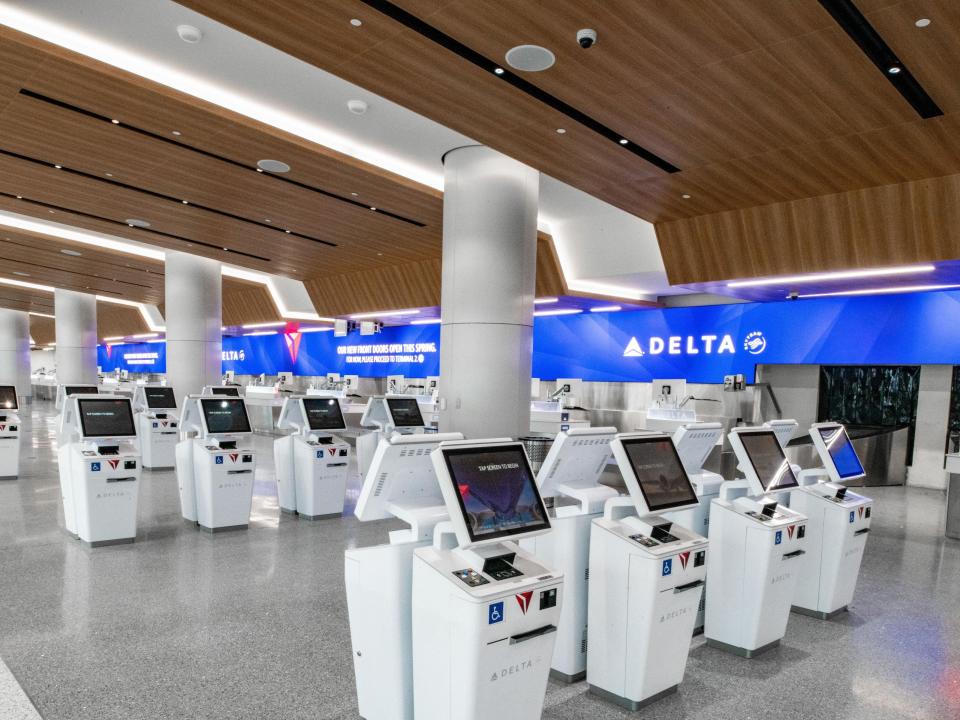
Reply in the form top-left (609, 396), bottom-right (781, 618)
top-left (533, 308), bottom-right (583, 317)
top-left (349, 309), bottom-right (420, 319)
top-left (244, 330), bottom-right (278, 336)
top-left (241, 321), bottom-right (286, 329)
top-left (797, 284), bottom-right (960, 299)
top-left (534, 297), bottom-right (559, 305)
top-left (590, 305), bottom-right (622, 312)
top-left (410, 318), bottom-right (442, 325)
top-left (729, 264), bottom-right (936, 288)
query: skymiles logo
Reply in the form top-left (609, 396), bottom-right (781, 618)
top-left (623, 333), bottom-right (742, 358)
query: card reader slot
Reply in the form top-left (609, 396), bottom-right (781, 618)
top-left (782, 550), bottom-right (806, 560)
top-left (673, 579), bottom-right (705, 594)
top-left (226, 469), bottom-right (253, 475)
top-left (328, 462), bottom-right (348, 467)
top-left (509, 624), bottom-right (557, 645)
top-left (854, 528), bottom-right (871, 536)
top-left (106, 477), bottom-right (137, 483)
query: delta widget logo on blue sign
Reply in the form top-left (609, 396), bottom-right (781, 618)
top-left (662, 559), bottom-right (672, 576)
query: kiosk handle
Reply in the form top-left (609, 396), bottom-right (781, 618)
top-left (782, 549), bottom-right (806, 560)
top-left (509, 624), bottom-right (557, 645)
top-left (673, 579), bottom-right (705, 594)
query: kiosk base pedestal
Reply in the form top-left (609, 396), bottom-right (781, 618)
top-left (589, 683), bottom-right (677, 711)
top-left (86, 537), bottom-right (135, 548)
top-left (200, 523), bottom-right (248, 533)
top-left (792, 604), bottom-right (848, 620)
top-left (550, 669), bottom-right (585, 683)
top-left (706, 638), bottom-right (780, 659)
top-left (299, 511), bottom-right (341, 521)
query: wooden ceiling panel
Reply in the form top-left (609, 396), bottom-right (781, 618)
top-left (28, 315), bottom-right (55, 346)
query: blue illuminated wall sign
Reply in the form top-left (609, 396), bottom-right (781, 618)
top-left (96, 290), bottom-right (960, 382)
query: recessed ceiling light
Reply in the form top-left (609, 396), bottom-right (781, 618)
top-left (257, 159), bottom-right (290, 173)
top-left (124, 218), bottom-right (151, 228)
top-left (505, 45), bottom-right (556, 72)
top-left (182, 199), bottom-right (189, 204)
top-left (61, 248), bottom-right (82, 256)
top-left (111, 118), bottom-right (119, 124)
top-left (494, 67), bottom-right (505, 75)
top-left (915, 18), bottom-right (931, 28)
top-left (171, 130), bottom-right (182, 136)
top-left (15, 195), bottom-right (22, 199)
top-left (264, 218), bottom-right (272, 223)
top-left (888, 66), bottom-right (901, 74)
top-left (556, 128), bottom-right (566, 134)
top-left (285, 229), bottom-right (291, 234)
top-left (54, 164), bottom-right (62, 169)
top-left (351, 192), bottom-right (359, 196)
top-left (48, 210), bottom-right (55, 214)
top-left (619, 139), bottom-right (628, 145)
top-left (350, 18), bottom-right (362, 27)
top-left (681, 193), bottom-right (691, 199)
top-left (347, 99), bottom-right (368, 115)
top-left (13, 271), bottom-right (29, 277)
top-left (370, 206), bottom-right (377, 211)
top-left (105, 172), bottom-right (113, 177)
top-left (176, 24), bottom-right (203, 43)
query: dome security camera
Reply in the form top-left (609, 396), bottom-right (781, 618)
top-left (577, 28), bottom-right (597, 49)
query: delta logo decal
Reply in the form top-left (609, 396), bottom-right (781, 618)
top-left (515, 591), bottom-right (534, 614)
top-left (108, 459), bottom-right (120, 470)
top-left (284, 331), bottom-right (303, 364)
top-left (327, 448), bottom-right (337, 457)
top-left (105, 345), bottom-right (113, 359)
top-left (0, 425), bottom-right (5, 432)
top-left (229, 453), bottom-right (239, 464)
top-left (678, 551), bottom-right (691, 570)
top-left (858, 506), bottom-right (865, 519)
top-left (787, 525), bottom-right (796, 540)
top-left (623, 337), bottom-right (645, 357)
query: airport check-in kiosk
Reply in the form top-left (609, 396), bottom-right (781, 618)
top-left (663, 422), bottom-right (725, 632)
top-left (273, 396), bottom-right (350, 519)
top-left (789, 422), bottom-right (872, 619)
top-left (345, 431), bottom-right (464, 720)
top-left (56, 385), bottom-right (101, 533)
top-left (356, 395), bottom-right (427, 477)
top-left (588, 433), bottom-right (708, 710)
top-left (203, 385), bottom-right (241, 397)
top-left (0, 386), bottom-right (22, 479)
top-left (705, 428), bottom-right (808, 657)
top-left (176, 396), bottom-right (256, 532)
top-left (412, 439), bottom-right (562, 720)
top-left (522, 426), bottom-right (619, 682)
top-left (133, 386), bottom-right (179, 469)
top-left (61, 396), bottom-right (141, 546)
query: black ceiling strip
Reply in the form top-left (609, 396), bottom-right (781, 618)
top-left (0, 147), bottom-right (337, 248)
top-left (0, 254), bottom-right (154, 290)
top-left (0, 191), bottom-right (271, 262)
top-left (818, 0), bottom-right (943, 119)
top-left (359, 0), bottom-right (680, 173)
top-left (19, 88), bottom-right (427, 227)
top-left (1, 237), bottom-right (158, 276)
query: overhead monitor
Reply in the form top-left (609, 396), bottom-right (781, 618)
top-left (814, 424), bottom-right (866, 482)
top-left (438, 442), bottom-right (550, 547)
top-left (200, 398), bottom-right (252, 435)
top-left (66, 385), bottom-right (99, 396)
top-left (77, 398), bottom-right (137, 439)
top-left (536, 427), bottom-right (618, 498)
top-left (733, 429), bottom-right (800, 494)
top-left (144, 386), bottom-right (177, 410)
top-left (0, 385), bottom-right (18, 411)
top-left (303, 397), bottom-right (347, 432)
top-left (386, 397), bottom-right (424, 428)
top-left (614, 434), bottom-right (699, 514)
top-left (355, 432), bottom-right (464, 521)
top-left (210, 386), bottom-right (240, 397)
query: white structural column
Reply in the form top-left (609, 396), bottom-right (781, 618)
top-left (165, 251), bottom-right (222, 398)
top-left (438, 145), bottom-right (539, 439)
top-left (55, 290), bottom-right (98, 385)
top-left (0, 309), bottom-right (31, 399)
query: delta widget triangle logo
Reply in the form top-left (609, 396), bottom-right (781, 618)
top-left (623, 337), bottom-right (645, 357)
top-left (284, 332), bottom-right (303, 364)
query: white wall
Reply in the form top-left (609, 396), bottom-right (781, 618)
top-left (30, 349), bottom-right (54, 374)
top-left (907, 365), bottom-right (951, 491)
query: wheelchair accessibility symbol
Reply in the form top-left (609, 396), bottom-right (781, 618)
top-left (488, 601), bottom-right (504, 625)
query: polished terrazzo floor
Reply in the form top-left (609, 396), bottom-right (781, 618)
top-left (1, 401), bottom-right (959, 719)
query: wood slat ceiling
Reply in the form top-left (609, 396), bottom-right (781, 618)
top-left (181, 0), bottom-right (960, 282)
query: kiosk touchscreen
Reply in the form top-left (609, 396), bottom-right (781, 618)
top-left (273, 396), bottom-right (350, 519)
top-left (345, 431), bottom-right (464, 720)
top-left (61, 397), bottom-right (141, 546)
top-left (175, 396), bottom-right (256, 532)
top-left (0, 385), bottom-right (21, 479)
top-left (789, 422), bottom-right (872, 619)
top-left (588, 433), bottom-right (708, 710)
top-left (764, 418), bottom-right (802, 476)
top-left (386, 397), bottom-right (424, 429)
top-left (522, 427), bottom-right (619, 682)
top-left (411, 440), bottom-right (561, 720)
top-left (134, 386), bottom-right (179, 469)
top-left (356, 396), bottom-right (426, 478)
top-left (204, 386), bottom-right (241, 397)
top-left (704, 428), bottom-right (808, 657)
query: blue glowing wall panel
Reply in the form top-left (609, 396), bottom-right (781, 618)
top-left (97, 342), bottom-right (166, 373)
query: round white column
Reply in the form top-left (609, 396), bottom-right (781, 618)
top-left (0, 309), bottom-right (31, 400)
top-left (438, 145), bottom-right (539, 439)
top-left (55, 290), bottom-right (98, 385)
top-left (165, 251), bottom-right (222, 398)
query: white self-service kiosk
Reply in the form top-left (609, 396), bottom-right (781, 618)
top-left (0, 386), bottom-right (22, 479)
top-left (588, 433), bottom-right (708, 710)
top-left (356, 395), bottom-right (427, 477)
top-left (412, 439), bottom-right (562, 720)
top-left (273, 396), bottom-right (350, 519)
top-left (176, 396), bottom-right (256, 532)
top-left (522, 426), bottom-right (619, 682)
top-left (705, 428), bottom-right (808, 657)
top-left (56, 385), bottom-right (101, 532)
top-left (203, 385), bottom-right (241, 397)
top-left (788, 422), bottom-right (872, 619)
top-left (345, 431), bottom-right (464, 720)
top-left (664, 421), bottom-right (724, 632)
top-left (61, 396), bottom-right (141, 546)
top-left (133, 386), bottom-right (179, 469)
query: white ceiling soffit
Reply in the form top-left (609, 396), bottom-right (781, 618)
top-left (0, 0), bottom-right (677, 301)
